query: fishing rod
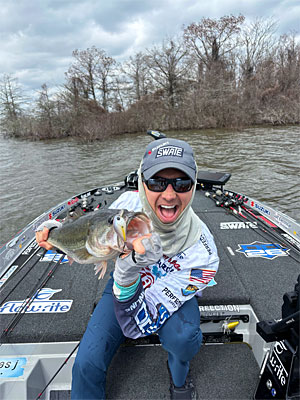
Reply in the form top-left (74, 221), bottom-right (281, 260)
top-left (225, 191), bottom-right (300, 257)
top-left (1, 251), bottom-right (63, 342)
top-left (0, 247), bottom-right (47, 303)
top-left (0, 244), bottom-right (42, 288)
top-left (205, 188), bottom-right (300, 262)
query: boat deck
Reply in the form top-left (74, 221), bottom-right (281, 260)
top-left (1, 181), bottom-right (299, 399)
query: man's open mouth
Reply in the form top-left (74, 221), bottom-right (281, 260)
top-left (158, 205), bottom-right (179, 222)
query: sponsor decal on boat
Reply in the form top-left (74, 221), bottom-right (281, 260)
top-left (269, 341), bottom-right (290, 387)
top-left (68, 197), bottom-right (79, 206)
top-left (22, 240), bottom-right (39, 256)
top-left (0, 265), bottom-right (18, 288)
top-left (49, 204), bottom-right (66, 219)
top-left (250, 201), bottom-right (271, 215)
top-left (236, 242), bottom-right (289, 259)
top-left (40, 250), bottom-right (69, 264)
top-left (220, 221), bottom-right (257, 229)
top-left (0, 288), bottom-right (73, 314)
top-left (282, 233), bottom-right (300, 251)
top-left (4, 249), bottom-right (16, 261)
top-left (273, 213), bottom-right (292, 230)
top-left (199, 304), bottom-right (240, 313)
top-left (0, 358), bottom-right (27, 378)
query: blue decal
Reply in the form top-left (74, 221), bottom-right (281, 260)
top-left (41, 250), bottom-right (68, 263)
top-left (236, 242), bottom-right (289, 259)
top-left (0, 358), bottom-right (26, 378)
top-left (207, 278), bottom-right (217, 287)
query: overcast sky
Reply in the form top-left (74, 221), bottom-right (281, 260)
top-left (1, 0), bottom-right (299, 97)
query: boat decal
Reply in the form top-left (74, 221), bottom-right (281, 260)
top-left (250, 201), bottom-right (271, 215)
top-left (40, 250), bottom-right (69, 264)
top-left (220, 221), bottom-right (257, 229)
top-left (68, 197), bottom-right (79, 206)
top-left (281, 233), bottom-right (300, 251)
top-left (199, 304), bottom-right (240, 313)
top-left (22, 241), bottom-right (39, 256)
top-left (236, 241), bottom-right (290, 259)
top-left (269, 341), bottom-right (290, 388)
top-left (0, 358), bottom-right (27, 378)
top-left (49, 204), bottom-right (66, 219)
top-left (0, 288), bottom-right (73, 314)
top-left (273, 213), bottom-right (292, 230)
top-left (0, 265), bottom-right (18, 287)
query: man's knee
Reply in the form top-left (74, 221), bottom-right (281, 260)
top-left (160, 322), bottom-right (202, 361)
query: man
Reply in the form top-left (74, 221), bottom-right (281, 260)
top-left (36, 138), bottom-right (219, 400)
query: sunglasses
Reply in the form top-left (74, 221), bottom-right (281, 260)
top-left (142, 176), bottom-right (194, 193)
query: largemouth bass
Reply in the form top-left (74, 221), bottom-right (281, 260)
top-left (47, 208), bottom-right (152, 278)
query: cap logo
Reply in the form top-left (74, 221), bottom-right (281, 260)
top-left (156, 146), bottom-right (183, 158)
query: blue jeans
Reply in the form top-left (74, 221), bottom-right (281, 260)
top-left (71, 277), bottom-right (202, 399)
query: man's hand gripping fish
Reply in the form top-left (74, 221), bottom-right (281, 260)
top-left (46, 208), bottom-right (153, 279)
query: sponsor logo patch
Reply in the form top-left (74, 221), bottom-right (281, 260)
top-left (190, 269), bottom-right (216, 284)
top-left (236, 242), bottom-right (289, 259)
top-left (156, 146), bottom-right (183, 158)
top-left (182, 284), bottom-right (199, 296)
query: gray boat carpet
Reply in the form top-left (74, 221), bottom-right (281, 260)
top-left (50, 343), bottom-right (259, 399)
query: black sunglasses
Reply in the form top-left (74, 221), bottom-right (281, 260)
top-left (142, 176), bottom-right (194, 193)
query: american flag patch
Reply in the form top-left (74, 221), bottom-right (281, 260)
top-left (190, 269), bottom-right (216, 284)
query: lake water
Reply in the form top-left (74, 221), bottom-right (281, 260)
top-left (0, 126), bottom-right (299, 245)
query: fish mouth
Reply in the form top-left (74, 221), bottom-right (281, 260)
top-left (123, 212), bottom-right (152, 249)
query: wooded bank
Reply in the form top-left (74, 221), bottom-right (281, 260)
top-left (1, 15), bottom-right (299, 140)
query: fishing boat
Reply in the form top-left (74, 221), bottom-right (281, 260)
top-left (0, 131), bottom-right (299, 400)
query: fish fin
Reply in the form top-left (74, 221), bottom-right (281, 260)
top-left (68, 257), bottom-right (74, 265)
top-left (94, 261), bottom-right (107, 280)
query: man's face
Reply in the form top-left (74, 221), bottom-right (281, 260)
top-left (143, 168), bottom-right (194, 224)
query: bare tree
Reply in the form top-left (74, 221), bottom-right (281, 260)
top-left (122, 52), bottom-right (151, 103)
top-left (239, 17), bottom-right (278, 79)
top-left (66, 46), bottom-right (116, 111)
top-left (146, 37), bottom-right (191, 107)
top-left (183, 15), bottom-right (245, 73)
top-left (0, 74), bottom-right (27, 136)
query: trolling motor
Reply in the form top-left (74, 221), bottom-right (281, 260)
top-left (254, 275), bottom-right (300, 400)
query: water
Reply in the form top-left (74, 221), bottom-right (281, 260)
top-left (0, 126), bottom-right (299, 245)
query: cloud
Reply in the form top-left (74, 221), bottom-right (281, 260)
top-left (0, 0), bottom-right (298, 97)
